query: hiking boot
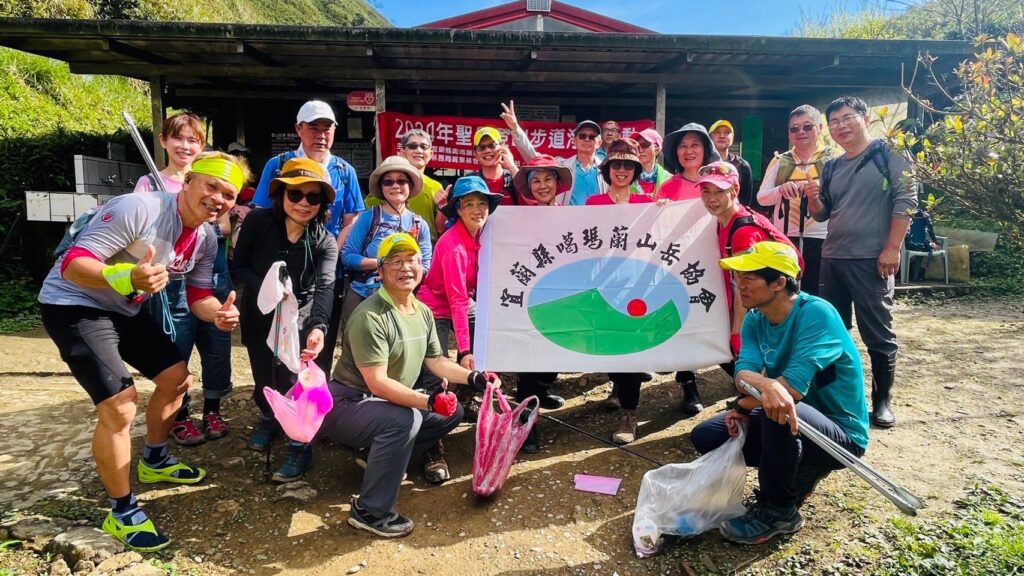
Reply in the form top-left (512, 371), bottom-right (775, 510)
top-left (248, 417), bottom-right (276, 452)
top-left (422, 441), bottom-right (451, 485)
top-left (272, 443), bottom-right (312, 483)
top-left (719, 500), bottom-right (804, 545)
top-left (169, 418), bottom-right (205, 447)
top-left (681, 379), bottom-right (704, 415)
top-left (202, 412), bottom-right (229, 441)
top-left (520, 424), bottom-right (540, 454)
top-left (603, 383), bottom-right (621, 411)
top-left (611, 409), bottom-right (638, 445)
top-left (348, 495), bottom-right (414, 538)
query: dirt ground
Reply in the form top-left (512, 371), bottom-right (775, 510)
top-left (2, 295), bottom-right (1023, 575)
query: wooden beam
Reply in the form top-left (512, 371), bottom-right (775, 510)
top-left (239, 41), bottom-right (285, 67)
top-left (108, 39), bottom-right (177, 65)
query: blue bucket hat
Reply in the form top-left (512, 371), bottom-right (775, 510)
top-left (441, 175), bottom-right (504, 218)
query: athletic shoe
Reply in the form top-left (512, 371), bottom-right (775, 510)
top-left (248, 417), bottom-right (276, 452)
top-left (272, 444), bottom-right (312, 483)
top-left (169, 418), bottom-right (205, 447)
top-left (719, 500), bottom-right (805, 545)
top-left (137, 459), bottom-right (206, 484)
top-left (202, 412), bottom-right (229, 440)
top-left (422, 441), bottom-right (451, 484)
top-left (610, 409), bottom-right (638, 445)
top-left (101, 511), bottom-right (169, 552)
top-left (348, 495), bottom-right (414, 538)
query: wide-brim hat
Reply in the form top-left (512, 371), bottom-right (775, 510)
top-left (441, 175), bottom-right (503, 219)
top-left (513, 155), bottom-right (572, 203)
top-left (269, 157), bottom-right (336, 204)
top-left (368, 155), bottom-right (424, 200)
top-left (662, 122), bottom-right (722, 174)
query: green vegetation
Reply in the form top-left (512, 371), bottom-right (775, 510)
top-left (793, 0), bottom-right (1023, 40)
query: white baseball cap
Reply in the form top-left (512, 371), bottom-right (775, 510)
top-left (296, 100), bottom-right (336, 124)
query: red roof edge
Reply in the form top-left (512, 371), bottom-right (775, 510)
top-left (417, 0), bottom-right (655, 34)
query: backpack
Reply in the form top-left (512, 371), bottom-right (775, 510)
top-left (54, 173), bottom-right (164, 259)
top-left (349, 205), bottom-right (424, 283)
top-left (725, 211), bottom-right (805, 277)
top-left (819, 139), bottom-right (892, 211)
top-left (774, 147), bottom-right (835, 186)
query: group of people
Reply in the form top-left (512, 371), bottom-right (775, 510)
top-left (37, 93), bottom-right (917, 548)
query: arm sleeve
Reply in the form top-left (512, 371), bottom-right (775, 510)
top-left (252, 157), bottom-right (278, 209)
top-left (308, 231), bottom-right (338, 329)
top-left (734, 314), bottom-right (765, 375)
top-left (341, 211), bottom-right (373, 271)
top-left (229, 210), bottom-right (264, 293)
top-left (780, 304), bottom-right (845, 395)
top-left (349, 312), bottom-right (390, 367)
top-left (511, 126), bottom-right (539, 162)
top-left (440, 249), bottom-right (474, 352)
top-left (756, 157), bottom-right (784, 206)
top-left (888, 151), bottom-right (919, 219)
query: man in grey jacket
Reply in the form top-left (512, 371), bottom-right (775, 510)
top-left (807, 96), bottom-right (918, 428)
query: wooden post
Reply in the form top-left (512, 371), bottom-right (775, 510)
top-left (374, 79), bottom-right (386, 165)
top-left (150, 75), bottom-right (165, 169)
top-left (655, 82), bottom-right (666, 136)
top-left (235, 104), bottom-right (246, 146)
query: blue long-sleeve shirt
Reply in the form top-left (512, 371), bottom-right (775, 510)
top-left (341, 208), bottom-right (433, 298)
top-left (735, 292), bottom-right (870, 449)
top-left (253, 150), bottom-right (364, 237)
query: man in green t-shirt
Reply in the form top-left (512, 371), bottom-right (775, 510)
top-left (319, 232), bottom-right (499, 538)
top-left (366, 129), bottom-right (444, 242)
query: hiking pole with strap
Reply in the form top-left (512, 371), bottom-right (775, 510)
top-left (739, 380), bottom-right (924, 516)
top-left (501, 395), bottom-right (665, 467)
top-left (122, 111), bottom-right (166, 192)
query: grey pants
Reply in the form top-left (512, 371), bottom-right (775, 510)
top-left (318, 381), bottom-right (463, 517)
top-left (819, 258), bottom-right (898, 360)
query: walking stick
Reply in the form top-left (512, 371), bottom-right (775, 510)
top-left (739, 381), bottom-right (924, 515)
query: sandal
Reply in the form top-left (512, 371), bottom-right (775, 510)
top-left (101, 512), bottom-right (170, 552)
top-left (137, 460), bottom-right (207, 485)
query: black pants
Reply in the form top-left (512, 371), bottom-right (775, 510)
top-left (789, 236), bottom-right (823, 296)
top-left (516, 372), bottom-right (558, 402)
top-left (247, 341), bottom-right (299, 419)
top-left (609, 373), bottom-right (644, 410)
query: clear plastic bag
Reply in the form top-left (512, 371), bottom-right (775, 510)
top-left (263, 360), bottom-right (334, 444)
top-left (471, 383), bottom-right (539, 497)
top-left (632, 428), bottom-right (747, 557)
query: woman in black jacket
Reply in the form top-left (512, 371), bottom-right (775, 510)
top-left (232, 157), bottom-right (338, 483)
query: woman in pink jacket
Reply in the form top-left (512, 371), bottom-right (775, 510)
top-left (416, 175), bottom-right (502, 483)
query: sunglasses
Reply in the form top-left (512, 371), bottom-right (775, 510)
top-left (636, 140), bottom-right (654, 150)
top-left (285, 189), bottom-right (324, 205)
top-left (576, 133), bottom-right (599, 141)
top-left (789, 123), bottom-right (817, 134)
top-left (381, 178), bottom-right (411, 187)
top-left (475, 142), bottom-right (498, 152)
top-left (608, 160), bottom-right (635, 171)
top-left (403, 142), bottom-right (431, 151)
top-left (698, 164), bottom-right (736, 177)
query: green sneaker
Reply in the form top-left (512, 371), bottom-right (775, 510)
top-left (137, 459), bottom-right (206, 485)
top-left (101, 511), bottom-right (170, 552)
top-left (719, 501), bottom-right (804, 545)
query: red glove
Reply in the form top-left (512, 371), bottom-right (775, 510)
top-left (730, 333), bottom-right (742, 358)
top-left (428, 389), bottom-right (458, 417)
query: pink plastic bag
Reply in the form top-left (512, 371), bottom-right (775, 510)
top-left (471, 383), bottom-right (539, 497)
top-left (263, 360), bottom-right (334, 443)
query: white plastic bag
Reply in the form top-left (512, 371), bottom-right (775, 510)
top-left (632, 428), bottom-right (748, 557)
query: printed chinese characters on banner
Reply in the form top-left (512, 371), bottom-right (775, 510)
top-left (377, 112), bottom-right (655, 171)
top-left (474, 202), bottom-right (732, 373)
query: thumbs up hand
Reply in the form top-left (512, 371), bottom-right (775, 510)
top-left (131, 245), bottom-right (168, 293)
top-left (214, 290), bottom-right (239, 332)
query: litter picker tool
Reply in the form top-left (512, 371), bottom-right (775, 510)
top-left (739, 380), bottom-right (924, 516)
top-left (122, 110), bottom-right (166, 192)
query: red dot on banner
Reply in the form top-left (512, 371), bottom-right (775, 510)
top-left (627, 299), bottom-right (647, 317)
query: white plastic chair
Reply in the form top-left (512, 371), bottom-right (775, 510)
top-left (901, 236), bottom-right (949, 284)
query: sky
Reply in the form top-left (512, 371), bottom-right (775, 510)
top-left (374, 0), bottom-right (889, 36)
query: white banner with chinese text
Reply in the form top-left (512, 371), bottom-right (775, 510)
top-left (475, 202), bottom-right (731, 372)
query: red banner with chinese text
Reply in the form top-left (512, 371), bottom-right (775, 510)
top-left (377, 112), bottom-right (654, 170)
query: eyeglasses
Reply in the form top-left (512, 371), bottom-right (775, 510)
top-left (608, 160), bottom-right (635, 171)
top-left (382, 257), bottom-right (421, 270)
top-left (698, 163), bottom-right (736, 177)
top-left (788, 123), bottom-right (817, 134)
top-left (475, 142), bottom-right (498, 152)
top-left (403, 142), bottom-right (431, 151)
top-left (827, 113), bottom-right (864, 128)
top-left (285, 189), bottom-right (324, 205)
top-left (381, 178), bottom-right (410, 187)
top-left (576, 133), bottom-right (599, 141)
top-left (636, 140), bottom-right (654, 150)
top-left (602, 128), bottom-right (621, 135)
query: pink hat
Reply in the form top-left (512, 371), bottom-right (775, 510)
top-left (696, 161), bottom-right (740, 190)
top-left (630, 128), bottom-right (663, 149)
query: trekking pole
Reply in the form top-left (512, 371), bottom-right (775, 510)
top-left (738, 381), bottom-right (924, 516)
top-left (122, 111), bottom-right (166, 192)
top-left (501, 395), bottom-right (665, 467)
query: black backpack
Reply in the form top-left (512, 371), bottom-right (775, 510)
top-left (819, 139), bottom-right (892, 210)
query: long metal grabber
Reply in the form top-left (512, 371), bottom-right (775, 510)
top-left (739, 380), bottom-right (924, 516)
top-left (122, 110), bottom-right (166, 192)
